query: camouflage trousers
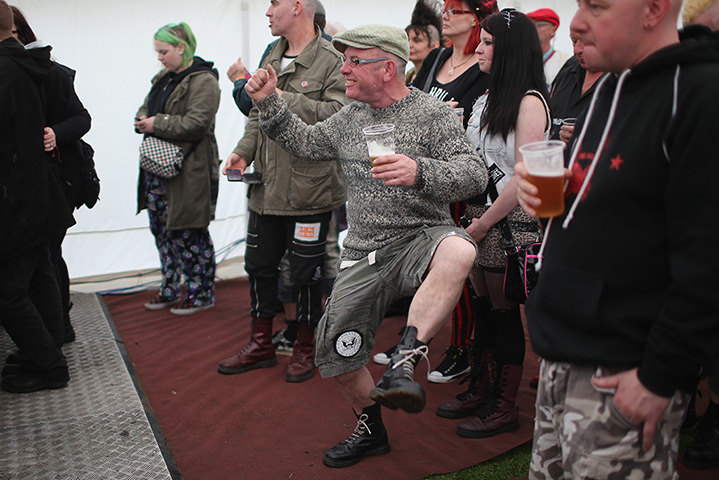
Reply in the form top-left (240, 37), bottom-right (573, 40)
top-left (529, 360), bottom-right (689, 480)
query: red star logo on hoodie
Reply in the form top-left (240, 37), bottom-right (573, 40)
top-left (566, 152), bottom-right (593, 201)
top-left (610, 155), bottom-right (624, 171)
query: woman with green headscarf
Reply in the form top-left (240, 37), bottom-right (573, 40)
top-left (134, 22), bottom-right (221, 315)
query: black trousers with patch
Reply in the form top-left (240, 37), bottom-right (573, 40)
top-left (244, 210), bottom-right (331, 326)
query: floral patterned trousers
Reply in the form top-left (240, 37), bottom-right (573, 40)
top-left (144, 173), bottom-right (215, 306)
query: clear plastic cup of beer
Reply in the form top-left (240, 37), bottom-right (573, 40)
top-left (362, 124), bottom-right (395, 166)
top-left (453, 107), bottom-right (465, 125)
top-left (519, 140), bottom-right (566, 218)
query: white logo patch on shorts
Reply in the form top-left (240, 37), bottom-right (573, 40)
top-left (334, 330), bottom-right (363, 358)
top-left (294, 222), bottom-right (321, 242)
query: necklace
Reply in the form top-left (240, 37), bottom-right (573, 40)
top-left (448, 54), bottom-right (472, 76)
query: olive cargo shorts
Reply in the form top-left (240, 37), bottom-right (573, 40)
top-left (315, 226), bottom-right (476, 378)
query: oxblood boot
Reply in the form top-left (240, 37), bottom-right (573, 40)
top-left (285, 323), bottom-right (315, 383)
top-left (456, 364), bottom-right (523, 438)
top-left (322, 403), bottom-right (391, 468)
top-left (217, 318), bottom-right (278, 374)
top-left (369, 326), bottom-right (429, 413)
top-left (436, 348), bottom-right (495, 419)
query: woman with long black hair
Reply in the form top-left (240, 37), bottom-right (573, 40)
top-left (436, 8), bottom-right (551, 439)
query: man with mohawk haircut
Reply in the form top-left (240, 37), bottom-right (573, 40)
top-left (404, 0), bottom-right (444, 84)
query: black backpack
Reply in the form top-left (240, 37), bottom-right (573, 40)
top-left (77, 139), bottom-right (100, 209)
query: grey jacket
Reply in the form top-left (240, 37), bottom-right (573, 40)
top-left (233, 31), bottom-right (348, 215)
top-left (136, 66), bottom-right (220, 229)
top-left (256, 89), bottom-right (488, 260)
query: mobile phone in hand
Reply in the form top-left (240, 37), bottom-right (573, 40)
top-left (226, 169), bottom-right (244, 181)
top-left (226, 169), bottom-right (262, 184)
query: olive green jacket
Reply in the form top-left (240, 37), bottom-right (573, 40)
top-left (136, 65), bottom-right (220, 229)
top-left (233, 31), bottom-right (348, 215)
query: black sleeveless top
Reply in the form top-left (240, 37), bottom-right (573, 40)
top-left (412, 48), bottom-right (488, 128)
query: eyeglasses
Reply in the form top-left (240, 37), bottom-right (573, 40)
top-left (341, 55), bottom-right (389, 67)
top-left (443, 9), bottom-right (473, 17)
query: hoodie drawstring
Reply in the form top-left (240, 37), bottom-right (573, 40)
top-left (662, 65), bottom-right (681, 162)
top-left (535, 70), bottom-right (630, 272)
top-left (563, 69), bottom-right (631, 230)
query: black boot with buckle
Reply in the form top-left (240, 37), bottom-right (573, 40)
top-left (369, 326), bottom-right (429, 413)
top-left (322, 403), bottom-right (390, 468)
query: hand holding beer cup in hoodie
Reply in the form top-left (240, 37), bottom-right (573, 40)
top-left (363, 124), bottom-right (395, 166)
top-left (518, 140), bottom-right (566, 217)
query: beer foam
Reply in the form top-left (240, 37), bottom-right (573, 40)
top-left (367, 140), bottom-right (394, 157)
top-left (525, 168), bottom-right (562, 177)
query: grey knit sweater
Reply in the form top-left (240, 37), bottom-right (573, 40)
top-left (256, 88), bottom-right (488, 260)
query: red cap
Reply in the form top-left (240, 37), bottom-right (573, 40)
top-left (527, 8), bottom-right (560, 27)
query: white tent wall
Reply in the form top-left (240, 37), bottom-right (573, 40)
top-left (10, 0), bottom-right (576, 287)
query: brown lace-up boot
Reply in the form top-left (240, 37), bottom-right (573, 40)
top-left (285, 323), bottom-right (315, 383)
top-left (436, 348), bottom-right (495, 419)
top-left (456, 364), bottom-right (523, 438)
top-left (217, 318), bottom-right (277, 374)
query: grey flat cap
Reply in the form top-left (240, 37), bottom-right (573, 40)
top-left (332, 24), bottom-right (410, 63)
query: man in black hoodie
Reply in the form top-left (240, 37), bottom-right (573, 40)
top-left (515, 0), bottom-right (719, 478)
top-left (0, 0), bottom-right (74, 393)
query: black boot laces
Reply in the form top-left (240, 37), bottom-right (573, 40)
top-left (456, 372), bottom-right (479, 401)
top-left (239, 342), bottom-right (252, 355)
top-left (392, 345), bottom-right (430, 379)
top-left (238, 323), bottom-right (262, 355)
top-left (473, 387), bottom-right (500, 419)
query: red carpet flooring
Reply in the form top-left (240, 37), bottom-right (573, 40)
top-left (102, 278), bottom-right (716, 480)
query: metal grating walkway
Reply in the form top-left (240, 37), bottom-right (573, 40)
top-left (0, 293), bottom-right (175, 480)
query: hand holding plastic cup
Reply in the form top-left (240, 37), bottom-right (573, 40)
top-left (559, 118), bottom-right (576, 144)
top-left (518, 140), bottom-right (566, 218)
top-left (453, 107), bottom-right (465, 125)
top-left (362, 124), bottom-right (395, 166)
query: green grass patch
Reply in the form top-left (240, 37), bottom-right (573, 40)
top-left (424, 442), bottom-right (531, 480)
top-left (424, 430), bottom-right (699, 480)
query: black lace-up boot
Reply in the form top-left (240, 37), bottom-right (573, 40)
top-left (369, 326), bottom-right (429, 413)
top-left (322, 404), bottom-right (390, 468)
top-left (683, 399), bottom-right (719, 469)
